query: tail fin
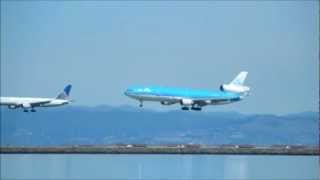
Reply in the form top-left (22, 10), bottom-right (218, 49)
top-left (230, 71), bottom-right (248, 85)
top-left (56, 84), bottom-right (72, 100)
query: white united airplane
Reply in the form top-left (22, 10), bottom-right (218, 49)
top-left (0, 84), bottom-right (72, 112)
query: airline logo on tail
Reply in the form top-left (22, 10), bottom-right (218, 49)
top-left (56, 84), bottom-right (72, 100)
top-left (230, 71), bottom-right (248, 86)
top-left (220, 71), bottom-right (250, 94)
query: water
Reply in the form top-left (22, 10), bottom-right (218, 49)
top-left (1, 154), bottom-right (319, 179)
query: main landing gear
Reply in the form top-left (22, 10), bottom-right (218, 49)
top-left (23, 109), bottom-right (36, 112)
top-left (181, 106), bottom-right (202, 111)
top-left (139, 100), bottom-right (143, 107)
top-left (181, 107), bottom-right (189, 111)
top-left (191, 107), bottom-right (202, 111)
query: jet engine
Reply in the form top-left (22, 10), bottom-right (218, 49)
top-left (220, 84), bottom-right (250, 93)
top-left (22, 103), bottom-right (31, 109)
top-left (180, 99), bottom-right (193, 106)
top-left (8, 105), bottom-right (18, 109)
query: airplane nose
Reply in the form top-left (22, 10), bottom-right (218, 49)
top-left (124, 88), bottom-right (136, 97)
top-left (124, 90), bottom-right (130, 96)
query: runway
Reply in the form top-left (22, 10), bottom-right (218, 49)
top-left (1, 144), bottom-right (318, 155)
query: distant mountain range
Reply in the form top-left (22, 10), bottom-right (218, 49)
top-left (0, 106), bottom-right (318, 146)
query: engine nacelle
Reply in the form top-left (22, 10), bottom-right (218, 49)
top-left (22, 103), bottom-right (31, 108)
top-left (8, 105), bottom-right (18, 109)
top-left (220, 84), bottom-right (250, 93)
top-left (180, 99), bottom-right (193, 106)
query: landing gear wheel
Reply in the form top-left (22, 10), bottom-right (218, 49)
top-left (191, 107), bottom-right (202, 111)
top-left (31, 109), bottom-right (36, 112)
top-left (181, 107), bottom-right (189, 111)
top-left (23, 109), bottom-right (29, 112)
top-left (139, 101), bottom-right (143, 108)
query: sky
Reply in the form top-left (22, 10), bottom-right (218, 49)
top-left (1, 1), bottom-right (319, 115)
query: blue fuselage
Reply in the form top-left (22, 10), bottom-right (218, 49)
top-left (124, 86), bottom-right (242, 105)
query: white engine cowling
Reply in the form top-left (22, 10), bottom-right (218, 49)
top-left (220, 84), bottom-right (250, 93)
top-left (22, 103), bottom-right (31, 108)
top-left (8, 105), bottom-right (18, 109)
top-left (180, 99), bottom-right (193, 106)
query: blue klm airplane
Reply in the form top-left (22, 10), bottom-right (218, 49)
top-left (124, 72), bottom-right (250, 111)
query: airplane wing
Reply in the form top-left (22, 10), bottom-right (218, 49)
top-left (190, 96), bottom-right (240, 107)
top-left (13, 100), bottom-right (52, 108)
top-left (160, 95), bottom-right (240, 107)
top-left (28, 100), bottom-right (52, 107)
top-left (159, 98), bottom-right (181, 105)
top-left (192, 99), bottom-right (229, 107)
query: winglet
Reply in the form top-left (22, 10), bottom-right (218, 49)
top-left (230, 71), bottom-right (248, 85)
top-left (56, 84), bottom-right (72, 99)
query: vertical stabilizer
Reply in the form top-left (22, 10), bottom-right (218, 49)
top-left (56, 84), bottom-right (72, 99)
top-left (230, 71), bottom-right (248, 85)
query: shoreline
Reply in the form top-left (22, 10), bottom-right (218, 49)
top-left (1, 145), bottom-right (319, 155)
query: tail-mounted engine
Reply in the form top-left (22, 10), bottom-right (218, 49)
top-left (220, 84), bottom-right (250, 94)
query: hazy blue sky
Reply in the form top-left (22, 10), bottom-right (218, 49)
top-left (1, 1), bottom-right (318, 114)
